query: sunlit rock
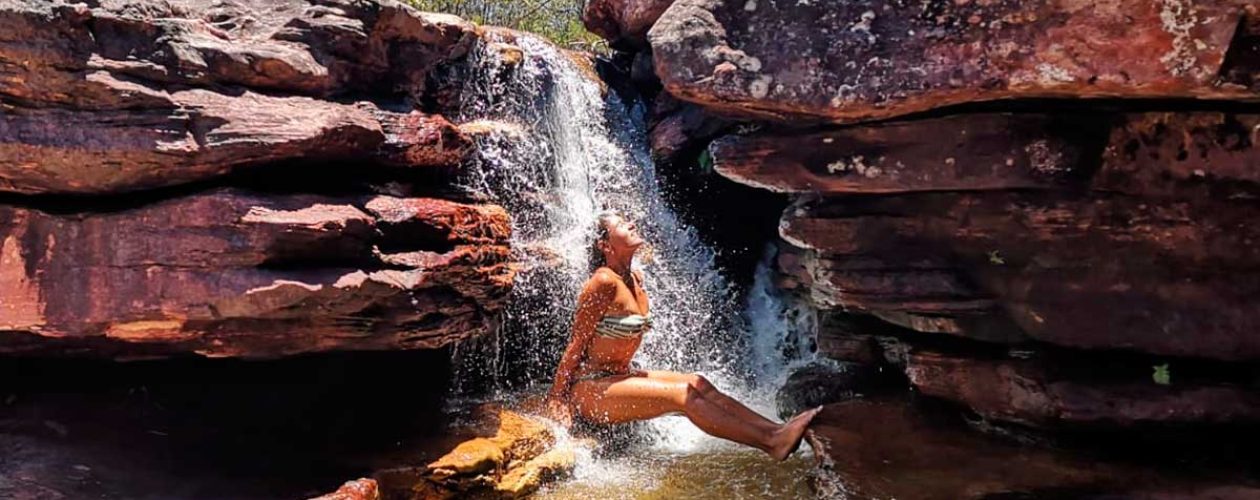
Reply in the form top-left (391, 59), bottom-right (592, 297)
top-left (310, 479), bottom-right (381, 500)
top-left (0, 190), bottom-right (514, 359)
top-left (374, 405), bottom-right (588, 499)
top-left (649, 0), bottom-right (1259, 123)
top-left (0, 0), bottom-right (477, 194)
top-left (583, 0), bottom-right (674, 49)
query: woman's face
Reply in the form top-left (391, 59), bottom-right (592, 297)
top-left (601, 215), bottom-right (644, 255)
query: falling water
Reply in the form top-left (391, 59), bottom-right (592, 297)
top-left (442, 30), bottom-right (821, 496)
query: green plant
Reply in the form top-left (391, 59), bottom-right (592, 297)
top-left (697, 149), bottom-right (714, 173)
top-left (407, 0), bottom-right (609, 52)
top-left (987, 250), bottom-right (1005, 265)
top-left (1152, 363), bottom-right (1171, 385)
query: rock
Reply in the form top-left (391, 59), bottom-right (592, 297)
top-left (0, 0), bottom-right (475, 106)
top-left (649, 96), bottom-right (732, 165)
top-left (904, 351), bottom-right (1260, 428)
top-left (374, 405), bottom-right (585, 499)
top-left (0, 92), bottom-right (475, 194)
top-left (310, 479), bottom-right (381, 500)
top-left (710, 113), bottom-right (1105, 194)
top-left (0, 0), bottom-right (477, 194)
top-left (1093, 113), bottom-right (1260, 199)
top-left (0, 189), bottom-right (514, 359)
top-left (806, 399), bottom-right (1260, 499)
top-left (583, 0), bottom-right (674, 49)
top-left (780, 192), bottom-right (1260, 360)
top-left (371, 109), bottom-right (474, 169)
top-left (774, 361), bottom-right (890, 420)
top-left (814, 313), bottom-right (899, 365)
top-left (649, 0), bottom-right (1259, 123)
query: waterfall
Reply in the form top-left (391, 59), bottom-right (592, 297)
top-left (445, 30), bottom-right (816, 456)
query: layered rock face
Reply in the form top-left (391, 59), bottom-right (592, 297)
top-left (648, 0), bottom-right (1258, 123)
top-left (589, 0), bottom-right (1260, 437)
top-left (0, 0), bottom-right (520, 358)
top-left (0, 191), bottom-right (511, 358)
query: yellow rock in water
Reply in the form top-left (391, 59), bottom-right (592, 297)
top-left (388, 404), bottom-right (582, 499)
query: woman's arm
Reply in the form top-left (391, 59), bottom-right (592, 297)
top-left (547, 270), bottom-right (618, 402)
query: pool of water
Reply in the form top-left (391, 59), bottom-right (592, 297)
top-left (540, 445), bottom-right (817, 499)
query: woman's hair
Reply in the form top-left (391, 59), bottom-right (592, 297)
top-left (589, 210), bottom-right (620, 272)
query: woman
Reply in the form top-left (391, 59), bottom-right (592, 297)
top-left (545, 211), bottom-right (820, 460)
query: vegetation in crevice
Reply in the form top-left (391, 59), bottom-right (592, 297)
top-left (407, 0), bottom-right (608, 52)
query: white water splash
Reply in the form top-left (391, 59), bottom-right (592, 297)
top-left (445, 30), bottom-right (820, 479)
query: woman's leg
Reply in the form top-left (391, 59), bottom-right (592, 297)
top-left (571, 372), bottom-right (819, 459)
top-left (641, 371), bottom-right (779, 430)
top-left (639, 371), bottom-right (819, 459)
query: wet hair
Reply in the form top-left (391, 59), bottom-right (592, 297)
top-left (589, 210), bottom-right (620, 272)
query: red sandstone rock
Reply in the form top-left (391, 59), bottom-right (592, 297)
top-left (0, 0), bottom-right (477, 194)
top-left (780, 193), bottom-right (1260, 360)
top-left (373, 110), bottom-right (473, 169)
top-left (711, 113), bottom-right (1098, 193)
top-left (905, 351), bottom-right (1260, 428)
top-left (0, 90), bottom-right (378, 194)
top-left (0, 0), bottom-right (475, 106)
top-left (583, 0), bottom-right (673, 49)
top-left (310, 479), bottom-right (380, 500)
top-left (1094, 113), bottom-right (1260, 198)
top-left (649, 0), bottom-right (1259, 123)
top-left (0, 189), bottom-right (513, 359)
top-left (648, 95), bottom-right (732, 165)
top-left (807, 400), bottom-right (1260, 499)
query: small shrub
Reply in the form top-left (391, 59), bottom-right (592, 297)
top-left (407, 0), bottom-right (609, 52)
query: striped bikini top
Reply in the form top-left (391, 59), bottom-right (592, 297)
top-left (594, 313), bottom-right (652, 339)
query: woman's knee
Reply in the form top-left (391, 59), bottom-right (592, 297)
top-left (686, 374), bottom-right (715, 394)
top-left (678, 373), bottom-right (715, 408)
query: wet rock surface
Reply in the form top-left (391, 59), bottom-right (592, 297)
top-left (311, 479), bottom-right (381, 500)
top-left (0, 351), bottom-right (456, 499)
top-left (375, 404), bottom-right (584, 499)
top-left (774, 362), bottom-right (892, 420)
top-left (650, 0), bottom-right (1259, 123)
top-left (806, 398), bottom-right (1260, 499)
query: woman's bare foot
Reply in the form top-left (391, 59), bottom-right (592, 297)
top-left (768, 406), bottom-right (823, 461)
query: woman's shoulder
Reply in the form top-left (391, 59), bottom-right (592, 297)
top-left (588, 267), bottom-right (621, 287)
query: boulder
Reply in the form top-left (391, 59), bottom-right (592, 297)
top-left (774, 361), bottom-right (891, 419)
top-left (649, 95), bottom-right (732, 165)
top-left (0, 0), bottom-right (475, 106)
top-left (780, 192), bottom-right (1260, 360)
top-left (374, 405), bottom-right (586, 499)
top-left (583, 0), bottom-right (674, 49)
top-left (0, 93), bottom-right (472, 194)
top-left (0, 189), bottom-right (514, 359)
top-left (905, 351), bottom-right (1260, 428)
top-left (807, 399), bottom-right (1260, 499)
top-left (0, 0), bottom-right (477, 194)
top-left (310, 479), bottom-right (381, 500)
top-left (649, 0), bottom-right (1259, 123)
top-left (711, 113), bottom-right (1105, 194)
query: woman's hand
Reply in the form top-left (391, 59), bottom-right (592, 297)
top-left (544, 397), bottom-right (573, 428)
